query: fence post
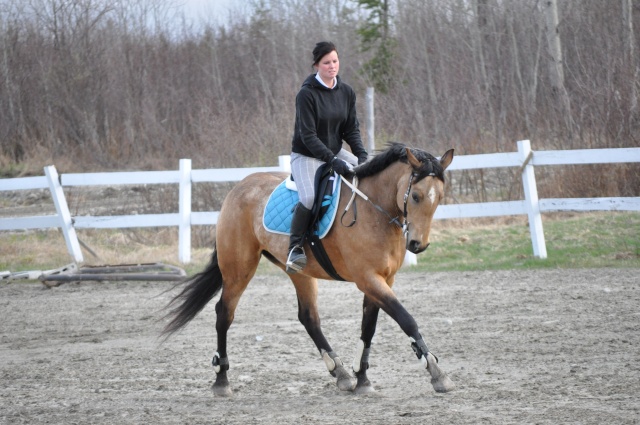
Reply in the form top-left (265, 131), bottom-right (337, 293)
top-left (178, 159), bottom-right (192, 264)
top-left (403, 252), bottom-right (417, 267)
top-left (279, 155), bottom-right (291, 172)
top-left (517, 140), bottom-right (547, 259)
top-left (44, 165), bottom-right (84, 263)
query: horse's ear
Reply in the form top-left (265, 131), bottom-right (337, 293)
top-left (405, 147), bottom-right (422, 170)
top-left (439, 149), bottom-right (454, 171)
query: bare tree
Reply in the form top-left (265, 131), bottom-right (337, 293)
top-left (543, 0), bottom-right (573, 140)
top-left (0, 0), bottom-right (637, 205)
top-left (622, 0), bottom-right (638, 128)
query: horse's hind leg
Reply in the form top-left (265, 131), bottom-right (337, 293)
top-left (352, 295), bottom-right (380, 394)
top-left (211, 246), bottom-right (261, 396)
top-left (289, 273), bottom-right (356, 392)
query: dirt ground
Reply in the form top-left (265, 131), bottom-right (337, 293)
top-left (1, 268), bottom-right (638, 424)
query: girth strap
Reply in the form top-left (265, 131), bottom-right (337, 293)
top-left (308, 234), bottom-right (345, 281)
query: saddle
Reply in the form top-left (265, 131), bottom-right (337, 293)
top-left (262, 164), bottom-right (346, 280)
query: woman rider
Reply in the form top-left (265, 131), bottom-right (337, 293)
top-left (286, 41), bottom-right (368, 273)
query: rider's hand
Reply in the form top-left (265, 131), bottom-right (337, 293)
top-left (330, 157), bottom-right (354, 177)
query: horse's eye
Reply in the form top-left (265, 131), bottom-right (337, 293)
top-left (412, 192), bottom-right (420, 203)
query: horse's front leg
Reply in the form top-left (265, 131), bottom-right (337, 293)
top-left (352, 295), bottom-right (379, 394)
top-left (290, 274), bottom-right (356, 392)
top-left (356, 275), bottom-right (455, 393)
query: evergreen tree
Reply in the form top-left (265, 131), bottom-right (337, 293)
top-left (355, 0), bottom-right (395, 93)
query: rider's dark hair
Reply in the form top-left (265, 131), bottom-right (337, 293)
top-left (312, 41), bottom-right (338, 66)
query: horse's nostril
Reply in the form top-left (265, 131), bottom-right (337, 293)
top-left (407, 240), bottom-right (429, 254)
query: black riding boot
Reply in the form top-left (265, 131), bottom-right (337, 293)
top-left (286, 203), bottom-right (313, 274)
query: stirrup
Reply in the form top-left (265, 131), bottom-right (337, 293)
top-left (286, 246), bottom-right (307, 274)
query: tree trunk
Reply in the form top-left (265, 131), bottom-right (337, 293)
top-left (472, 0), bottom-right (497, 143)
top-left (543, 0), bottom-right (573, 141)
top-left (622, 0), bottom-right (638, 125)
top-left (507, 10), bottom-right (531, 135)
top-left (544, 0), bottom-right (564, 93)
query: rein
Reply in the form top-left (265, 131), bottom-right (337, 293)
top-left (340, 173), bottom-right (417, 237)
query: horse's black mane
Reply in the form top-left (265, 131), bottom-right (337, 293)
top-left (354, 142), bottom-right (445, 182)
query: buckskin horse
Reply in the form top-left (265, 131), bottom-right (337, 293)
top-left (162, 142), bottom-right (455, 395)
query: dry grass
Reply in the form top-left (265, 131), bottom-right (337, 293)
top-left (2, 212), bottom-right (638, 279)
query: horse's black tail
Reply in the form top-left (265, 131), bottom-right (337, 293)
top-left (161, 247), bottom-right (223, 337)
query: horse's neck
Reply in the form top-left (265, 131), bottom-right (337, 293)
top-left (357, 162), bottom-right (405, 218)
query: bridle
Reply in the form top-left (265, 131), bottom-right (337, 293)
top-left (399, 172), bottom-right (418, 236)
top-left (340, 171), bottom-right (420, 238)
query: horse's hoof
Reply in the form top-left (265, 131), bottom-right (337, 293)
top-left (211, 383), bottom-right (233, 397)
top-left (354, 373), bottom-right (375, 394)
top-left (337, 378), bottom-right (356, 391)
top-left (336, 374), bottom-right (356, 391)
top-left (322, 350), bottom-right (356, 392)
top-left (426, 352), bottom-right (455, 393)
top-left (334, 367), bottom-right (356, 391)
top-left (354, 383), bottom-right (376, 394)
top-left (431, 375), bottom-right (456, 393)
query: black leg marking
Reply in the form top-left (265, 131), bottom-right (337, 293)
top-left (297, 298), bottom-right (332, 353)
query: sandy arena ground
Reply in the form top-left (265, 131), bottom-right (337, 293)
top-left (1, 268), bottom-right (638, 424)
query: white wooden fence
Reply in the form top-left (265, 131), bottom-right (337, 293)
top-left (1, 140), bottom-right (639, 264)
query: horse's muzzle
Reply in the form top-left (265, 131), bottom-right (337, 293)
top-left (407, 240), bottom-right (429, 254)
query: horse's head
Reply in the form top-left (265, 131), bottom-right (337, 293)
top-left (398, 147), bottom-right (454, 254)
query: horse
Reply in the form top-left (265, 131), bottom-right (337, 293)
top-left (162, 142), bottom-right (455, 396)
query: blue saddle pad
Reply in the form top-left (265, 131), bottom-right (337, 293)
top-left (263, 176), bottom-right (341, 239)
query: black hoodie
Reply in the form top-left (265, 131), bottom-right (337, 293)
top-left (291, 74), bottom-right (368, 163)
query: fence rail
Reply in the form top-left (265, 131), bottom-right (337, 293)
top-left (1, 140), bottom-right (639, 264)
